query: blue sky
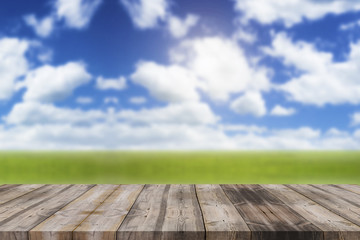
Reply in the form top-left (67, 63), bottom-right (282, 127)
top-left (1, 0), bottom-right (360, 149)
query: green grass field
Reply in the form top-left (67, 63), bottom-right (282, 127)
top-left (0, 151), bottom-right (359, 184)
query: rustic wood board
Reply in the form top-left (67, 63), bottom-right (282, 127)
top-left (262, 184), bottom-right (360, 240)
top-left (0, 184), bottom-right (44, 205)
top-left (196, 184), bottom-right (251, 240)
top-left (73, 184), bottom-right (144, 240)
top-left (221, 184), bottom-right (323, 240)
top-left (118, 184), bottom-right (205, 240)
top-left (0, 184), bottom-right (358, 240)
top-left (30, 184), bottom-right (117, 240)
top-left (287, 184), bottom-right (360, 227)
top-left (0, 184), bottom-right (94, 240)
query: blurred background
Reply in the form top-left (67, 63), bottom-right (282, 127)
top-left (0, 0), bottom-right (359, 183)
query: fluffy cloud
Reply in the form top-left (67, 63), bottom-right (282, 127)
top-left (167, 14), bottom-right (199, 38)
top-left (266, 33), bottom-right (360, 106)
top-left (120, 0), bottom-right (169, 29)
top-left (351, 112), bottom-right (360, 126)
top-left (24, 15), bottom-right (54, 38)
top-left (340, 20), bottom-right (360, 31)
top-left (4, 102), bottom-right (104, 125)
top-left (270, 105), bottom-right (296, 116)
top-left (24, 0), bottom-right (102, 37)
top-left (96, 76), bottom-right (127, 90)
top-left (131, 61), bottom-right (200, 102)
top-left (118, 102), bottom-right (219, 125)
top-left (230, 91), bottom-right (266, 117)
top-left (171, 37), bottom-right (271, 101)
top-left (234, 0), bottom-right (360, 27)
top-left (129, 96), bottom-right (146, 104)
top-left (55, 0), bottom-right (103, 29)
top-left (0, 38), bottom-right (29, 100)
top-left (18, 62), bottom-right (91, 102)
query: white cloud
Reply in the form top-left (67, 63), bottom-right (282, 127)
top-left (18, 62), bottom-right (91, 103)
top-left (4, 102), bottom-right (104, 125)
top-left (24, 14), bottom-right (55, 38)
top-left (104, 97), bottom-right (119, 104)
top-left (266, 33), bottom-right (360, 106)
top-left (120, 0), bottom-right (169, 29)
top-left (351, 112), bottom-right (360, 126)
top-left (230, 91), bottom-right (266, 117)
top-left (55, 0), bottom-right (103, 29)
top-left (96, 76), bottom-right (127, 90)
top-left (340, 19), bottom-right (360, 31)
top-left (131, 61), bottom-right (200, 102)
top-left (220, 124), bottom-right (267, 134)
top-left (76, 97), bottom-right (93, 104)
top-left (167, 14), bottom-right (199, 38)
top-left (234, 0), bottom-right (360, 27)
top-left (119, 102), bottom-right (219, 125)
top-left (129, 96), bottom-right (146, 104)
top-left (270, 105), bottom-right (296, 116)
top-left (0, 38), bottom-right (29, 100)
top-left (171, 37), bottom-right (271, 101)
top-left (233, 29), bottom-right (256, 43)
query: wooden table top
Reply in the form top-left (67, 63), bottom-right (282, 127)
top-left (0, 184), bottom-right (359, 240)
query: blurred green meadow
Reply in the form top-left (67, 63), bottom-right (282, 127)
top-left (0, 151), bottom-right (359, 184)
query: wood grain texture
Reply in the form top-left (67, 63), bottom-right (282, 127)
top-left (335, 184), bottom-right (360, 195)
top-left (0, 184), bottom-right (93, 240)
top-left (118, 184), bottom-right (205, 240)
top-left (221, 184), bottom-right (323, 240)
top-left (30, 184), bottom-right (118, 240)
top-left (73, 184), bottom-right (144, 240)
top-left (287, 184), bottom-right (360, 227)
top-left (0, 184), bottom-right (359, 240)
top-left (0, 184), bottom-right (44, 204)
top-left (196, 184), bottom-right (251, 240)
top-left (263, 184), bottom-right (360, 240)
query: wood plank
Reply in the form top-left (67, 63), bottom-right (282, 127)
top-left (0, 184), bottom-right (44, 204)
top-left (287, 184), bottom-right (360, 227)
top-left (0, 184), bottom-right (20, 191)
top-left (118, 184), bottom-right (205, 240)
top-left (0, 184), bottom-right (93, 240)
top-left (196, 184), bottom-right (251, 240)
top-left (336, 184), bottom-right (360, 195)
top-left (73, 184), bottom-right (144, 240)
top-left (30, 184), bottom-right (118, 240)
top-left (311, 184), bottom-right (360, 206)
top-left (263, 184), bottom-right (360, 240)
top-left (221, 184), bottom-right (323, 240)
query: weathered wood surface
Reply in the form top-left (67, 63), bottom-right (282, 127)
top-left (0, 184), bottom-right (359, 240)
top-left (118, 184), bottom-right (205, 240)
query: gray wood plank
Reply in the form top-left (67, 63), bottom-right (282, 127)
top-left (0, 184), bottom-right (44, 205)
top-left (30, 184), bottom-right (118, 240)
top-left (118, 184), bottom-right (205, 240)
top-left (287, 184), bottom-right (360, 227)
top-left (311, 184), bottom-right (360, 206)
top-left (221, 184), bottom-right (323, 240)
top-left (336, 184), bottom-right (360, 195)
top-left (73, 184), bottom-right (144, 240)
top-left (0, 184), bottom-right (93, 240)
top-left (196, 184), bottom-right (251, 240)
top-left (263, 184), bottom-right (360, 240)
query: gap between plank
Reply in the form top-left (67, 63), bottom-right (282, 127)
top-left (193, 184), bottom-right (206, 240)
top-left (285, 185), bottom-right (360, 228)
top-left (0, 184), bottom-right (47, 207)
top-left (28, 184), bottom-right (97, 232)
top-left (72, 184), bottom-right (122, 233)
